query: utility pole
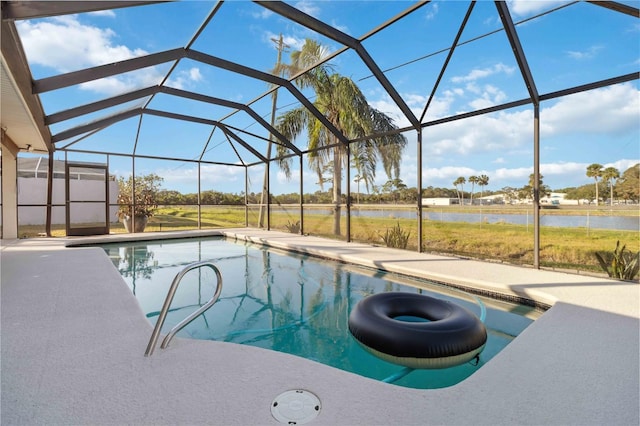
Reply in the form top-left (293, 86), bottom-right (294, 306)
top-left (258, 34), bottom-right (289, 228)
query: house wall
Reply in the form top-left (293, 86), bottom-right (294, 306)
top-left (1, 134), bottom-right (19, 238)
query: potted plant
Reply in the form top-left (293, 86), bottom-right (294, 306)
top-left (116, 173), bottom-right (163, 233)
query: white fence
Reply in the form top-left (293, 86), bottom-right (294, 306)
top-left (17, 177), bottom-right (119, 225)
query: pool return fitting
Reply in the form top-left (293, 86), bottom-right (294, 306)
top-left (144, 261), bottom-right (223, 356)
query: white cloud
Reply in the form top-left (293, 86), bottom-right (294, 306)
top-left (468, 84), bottom-right (508, 109)
top-left (424, 166), bottom-right (477, 181)
top-left (370, 89), bottom-right (457, 127)
top-left (78, 67), bottom-right (165, 95)
top-left (465, 82), bottom-right (481, 94)
top-left (541, 83), bottom-right (640, 136)
top-left (163, 164), bottom-right (244, 190)
top-left (330, 19), bottom-right (350, 35)
top-left (450, 63), bottom-right (515, 84)
top-left (567, 45), bottom-right (604, 60)
top-left (483, 16), bottom-right (501, 27)
top-left (425, 3), bottom-right (439, 20)
top-left (403, 93), bottom-right (428, 109)
top-left (527, 160), bottom-right (638, 187)
top-left (294, 0), bottom-right (321, 18)
top-left (88, 10), bottom-right (116, 18)
top-left (252, 8), bottom-right (273, 19)
top-left (263, 31), bottom-right (306, 53)
top-left (424, 109), bottom-right (532, 157)
top-left (16, 15), bottom-right (157, 96)
top-left (360, 79), bottom-right (637, 191)
top-left (540, 161), bottom-right (588, 177)
top-left (506, 1), bottom-right (572, 18)
top-left (383, 82), bottom-right (639, 161)
top-left (607, 159), bottom-right (640, 173)
top-left (167, 67), bottom-right (205, 91)
top-left (17, 16), bottom-right (147, 72)
top-left (79, 76), bottom-right (136, 95)
top-left (492, 166), bottom-right (532, 181)
top-left (189, 68), bottom-right (203, 82)
top-left (368, 97), bottom-right (413, 128)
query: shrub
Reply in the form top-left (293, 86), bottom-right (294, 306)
top-left (595, 241), bottom-right (639, 281)
top-left (380, 222), bottom-right (410, 249)
top-left (117, 173), bottom-right (164, 219)
top-left (285, 220), bottom-right (301, 234)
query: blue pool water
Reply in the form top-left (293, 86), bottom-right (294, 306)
top-left (100, 237), bottom-right (540, 389)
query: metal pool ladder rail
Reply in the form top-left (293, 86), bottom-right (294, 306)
top-left (144, 261), bottom-right (223, 357)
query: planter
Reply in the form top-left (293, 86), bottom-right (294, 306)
top-left (121, 215), bottom-right (149, 233)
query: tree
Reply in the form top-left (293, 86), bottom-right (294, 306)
top-left (478, 174), bottom-right (489, 203)
top-left (453, 176), bottom-right (466, 205)
top-left (564, 184), bottom-right (596, 204)
top-left (200, 190), bottom-right (224, 205)
top-left (586, 163), bottom-right (603, 205)
top-left (500, 186), bottom-right (518, 204)
top-left (601, 166), bottom-right (620, 206)
top-left (423, 186), bottom-right (456, 198)
top-left (616, 163), bottom-right (640, 203)
top-left (468, 175), bottom-right (479, 205)
top-left (156, 189), bottom-right (184, 205)
top-left (381, 178), bottom-right (407, 203)
top-left (275, 39), bottom-right (407, 235)
top-left (520, 173), bottom-right (550, 202)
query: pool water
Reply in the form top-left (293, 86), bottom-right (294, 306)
top-left (100, 237), bottom-right (541, 389)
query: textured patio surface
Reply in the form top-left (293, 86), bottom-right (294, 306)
top-left (2, 229), bottom-right (639, 425)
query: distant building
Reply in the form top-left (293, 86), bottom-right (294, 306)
top-left (540, 192), bottom-right (579, 206)
top-left (477, 194), bottom-right (506, 205)
top-left (422, 198), bottom-right (458, 206)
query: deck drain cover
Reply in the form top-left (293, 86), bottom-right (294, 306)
top-left (271, 389), bottom-right (321, 424)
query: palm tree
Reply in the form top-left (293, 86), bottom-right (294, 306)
top-left (468, 175), bottom-right (479, 205)
top-left (353, 174), bottom-right (364, 204)
top-left (601, 166), bottom-right (620, 206)
top-left (453, 176), bottom-right (466, 205)
top-left (586, 163), bottom-right (603, 206)
top-left (259, 34), bottom-right (298, 228)
top-left (275, 39), bottom-right (407, 235)
top-left (478, 174), bottom-right (489, 203)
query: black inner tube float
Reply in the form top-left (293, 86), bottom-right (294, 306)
top-left (348, 292), bottom-right (487, 369)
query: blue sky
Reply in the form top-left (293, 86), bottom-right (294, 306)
top-left (16, 1), bottom-right (640, 195)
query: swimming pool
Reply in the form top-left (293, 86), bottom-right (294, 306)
top-left (100, 236), bottom-right (541, 389)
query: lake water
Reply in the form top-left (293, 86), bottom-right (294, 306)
top-left (422, 211), bottom-right (639, 231)
top-left (274, 207), bottom-right (639, 231)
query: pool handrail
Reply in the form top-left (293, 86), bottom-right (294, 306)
top-left (144, 260), bottom-right (223, 357)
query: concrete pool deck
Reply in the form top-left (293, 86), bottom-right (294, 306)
top-left (2, 228), bottom-right (639, 425)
